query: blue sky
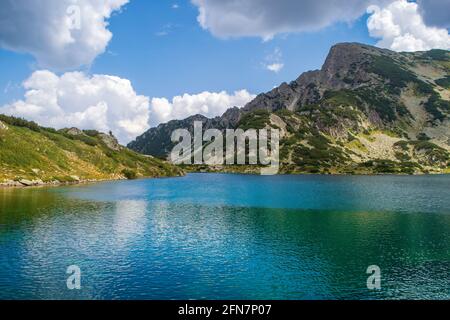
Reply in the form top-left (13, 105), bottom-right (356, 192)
top-left (92, 1), bottom-right (375, 98)
top-left (0, 1), bottom-right (375, 105)
top-left (0, 0), bottom-right (448, 142)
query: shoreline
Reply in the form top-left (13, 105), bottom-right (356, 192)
top-left (182, 166), bottom-right (450, 176)
top-left (0, 177), bottom-right (125, 189)
top-left (2, 170), bottom-right (449, 189)
top-left (186, 171), bottom-right (450, 177)
top-left (0, 172), bottom-right (186, 189)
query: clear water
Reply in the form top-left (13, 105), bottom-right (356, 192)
top-left (1, 173), bottom-right (450, 300)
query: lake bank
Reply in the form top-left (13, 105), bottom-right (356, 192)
top-left (0, 171), bottom-right (186, 189)
top-left (2, 168), bottom-right (449, 189)
top-left (181, 163), bottom-right (450, 175)
top-left (0, 177), bottom-right (121, 188)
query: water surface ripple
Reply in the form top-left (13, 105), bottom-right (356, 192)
top-left (1, 174), bottom-right (449, 299)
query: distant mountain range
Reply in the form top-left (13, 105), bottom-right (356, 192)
top-left (0, 115), bottom-right (183, 187)
top-left (128, 43), bottom-right (450, 174)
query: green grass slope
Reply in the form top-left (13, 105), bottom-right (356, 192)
top-left (0, 115), bottom-right (183, 184)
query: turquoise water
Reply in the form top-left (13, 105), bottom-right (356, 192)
top-left (1, 173), bottom-right (450, 300)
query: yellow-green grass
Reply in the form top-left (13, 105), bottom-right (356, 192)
top-left (0, 123), bottom-right (182, 183)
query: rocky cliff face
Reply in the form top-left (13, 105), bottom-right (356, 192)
top-left (128, 43), bottom-right (450, 174)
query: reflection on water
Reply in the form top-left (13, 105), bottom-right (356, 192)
top-left (114, 200), bottom-right (147, 248)
top-left (56, 174), bottom-right (450, 214)
top-left (1, 174), bottom-right (450, 300)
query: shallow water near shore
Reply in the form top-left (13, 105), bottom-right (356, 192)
top-left (1, 173), bottom-right (450, 299)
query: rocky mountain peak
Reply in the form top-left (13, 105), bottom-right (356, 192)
top-left (243, 43), bottom-right (389, 113)
top-left (320, 43), bottom-right (377, 87)
top-left (128, 43), bottom-right (449, 173)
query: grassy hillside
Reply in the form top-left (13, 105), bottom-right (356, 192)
top-left (0, 115), bottom-right (183, 185)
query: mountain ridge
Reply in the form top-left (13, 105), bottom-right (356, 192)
top-left (128, 42), bottom-right (449, 174)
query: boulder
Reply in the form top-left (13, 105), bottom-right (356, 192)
top-left (98, 133), bottom-right (122, 151)
top-left (0, 120), bottom-right (8, 131)
top-left (19, 179), bottom-right (34, 186)
top-left (19, 179), bottom-right (45, 186)
top-left (66, 127), bottom-right (84, 136)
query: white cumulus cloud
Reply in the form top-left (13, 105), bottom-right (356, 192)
top-left (149, 90), bottom-right (256, 127)
top-left (1, 71), bottom-right (255, 142)
top-left (191, 0), bottom-right (450, 52)
top-left (191, 0), bottom-right (392, 40)
top-left (367, 0), bottom-right (450, 52)
top-left (0, 0), bottom-right (128, 70)
top-left (1, 70), bottom-right (150, 144)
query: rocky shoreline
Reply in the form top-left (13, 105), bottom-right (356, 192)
top-left (0, 176), bottom-right (121, 188)
top-left (0, 172), bottom-right (186, 189)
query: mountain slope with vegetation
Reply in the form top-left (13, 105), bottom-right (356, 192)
top-left (129, 43), bottom-right (450, 174)
top-left (0, 115), bottom-right (183, 186)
